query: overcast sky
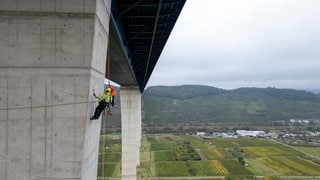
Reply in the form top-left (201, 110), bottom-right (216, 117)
top-left (147, 0), bottom-right (320, 90)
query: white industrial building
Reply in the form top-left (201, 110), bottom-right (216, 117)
top-left (236, 130), bottom-right (267, 137)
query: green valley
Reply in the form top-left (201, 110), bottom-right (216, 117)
top-left (98, 134), bottom-right (320, 179)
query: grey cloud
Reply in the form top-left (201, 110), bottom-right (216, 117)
top-left (148, 0), bottom-right (320, 90)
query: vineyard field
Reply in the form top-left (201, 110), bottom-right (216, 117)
top-left (150, 142), bottom-right (175, 151)
top-left (258, 156), bottom-right (320, 175)
top-left (98, 134), bottom-right (320, 179)
top-left (155, 162), bottom-right (189, 176)
top-left (244, 145), bottom-right (305, 157)
top-left (191, 160), bottom-right (229, 176)
top-left (154, 150), bottom-right (175, 161)
top-left (201, 148), bottom-right (225, 159)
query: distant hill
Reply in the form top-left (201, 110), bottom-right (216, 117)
top-left (304, 89), bottom-right (320, 94)
top-left (145, 85), bottom-right (226, 99)
top-left (143, 85), bottom-right (320, 125)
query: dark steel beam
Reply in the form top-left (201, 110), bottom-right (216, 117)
top-left (143, 0), bottom-right (163, 87)
top-left (114, 0), bottom-right (144, 21)
top-left (124, 26), bottom-right (150, 46)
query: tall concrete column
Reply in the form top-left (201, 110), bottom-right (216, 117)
top-left (120, 86), bottom-right (141, 180)
top-left (136, 107), bottom-right (141, 166)
top-left (0, 0), bottom-right (111, 179)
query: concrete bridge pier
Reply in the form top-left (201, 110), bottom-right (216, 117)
top-left (120, 86), bottom-right (142, 180)
top-left (0, 0), bottom-right (111, 179)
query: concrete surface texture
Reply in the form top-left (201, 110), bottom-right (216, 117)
top-left (0, 0), bottom-right (111, 179)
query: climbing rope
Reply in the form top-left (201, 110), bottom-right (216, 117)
top-left (106, 31), bottom-right (112, 115)
top-left (102, 24), bottom-right (112, 180)
top-left (102, 112), bottom-right (109, 180)
top-left (107, 29), bottom-right (111, 87)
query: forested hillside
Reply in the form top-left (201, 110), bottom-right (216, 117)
top-left (143, 85), bottom-right (320, 125)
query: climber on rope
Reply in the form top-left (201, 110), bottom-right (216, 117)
top-left (109, 85), bottom-right (117, 107)
top-left (90, 88), bottom-right (112, 120)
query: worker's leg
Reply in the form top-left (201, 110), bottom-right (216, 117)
top-left (91, 101), bottom-right (107, 119)
top-left (111, 96), bottom-right (115, 106)
top-left (106, 102), bottom-right (111, 115)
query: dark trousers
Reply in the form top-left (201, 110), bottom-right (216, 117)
top-left (111, 96), bottom-right (115, 106)
top-left (91, 101), bottom-right (108, 119)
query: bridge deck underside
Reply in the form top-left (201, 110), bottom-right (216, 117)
top-left (109, 0), bottom-right (186, 92)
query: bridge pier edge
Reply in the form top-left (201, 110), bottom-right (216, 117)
top-left (120, 86), bottom-right (142, 180)
top-left (0, 0), bottom-right (111, 179)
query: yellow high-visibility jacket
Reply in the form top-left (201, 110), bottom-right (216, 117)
top-left (95, 93), bottom-right (111, 103)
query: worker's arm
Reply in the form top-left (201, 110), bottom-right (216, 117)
top-left (92, 90), bottom-right (103, 100)
top-left (95, 94), bottom-right (108, 101)
top-left (93, 92), bottom-right (103, 100)
top-left (94, 95), bottom-right (102, 100)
